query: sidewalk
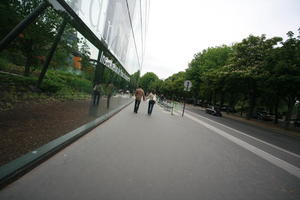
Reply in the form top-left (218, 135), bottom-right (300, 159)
top-left (1, 101), bottom-right (300, 200)
top-left (0, 101), bottom-right (190, 199)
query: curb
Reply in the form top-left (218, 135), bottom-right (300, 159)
top-left (0, 100), bottom-right (134, 189)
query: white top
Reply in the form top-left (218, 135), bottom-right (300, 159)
top-left (148, 93), bottom-right (157, 102)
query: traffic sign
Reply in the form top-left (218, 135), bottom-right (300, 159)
top-left (184, 80), bottom-right (192, 91)
top-left (182, 80), bottom-right (192, 117)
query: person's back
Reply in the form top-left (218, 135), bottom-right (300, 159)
top-left (147, 92), bottom-right (156, 115)
top-left (135, 88), bottom-right (145, 101)
top-left (148, 92), bottom-right (154, 100)
top-left (148, 93), bottom-right (157, 101)
top-left (133, 87), bottom-right (145, 113)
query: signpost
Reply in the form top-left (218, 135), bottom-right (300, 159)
top-left (184, 80), bottom-right (192, 91)
top-left (182, 80), bottom-right (192, 117)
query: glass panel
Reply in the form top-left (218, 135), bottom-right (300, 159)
top-left (0, 0), bottom-right (146, 166)
top-left (60, 0), bottom-right (149, 75)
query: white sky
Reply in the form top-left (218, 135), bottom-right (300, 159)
top-left (142, 0), bottom-right (300, 79)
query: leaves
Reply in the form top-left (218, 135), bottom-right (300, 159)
top-left (160, 29), bottom-right (300, 125)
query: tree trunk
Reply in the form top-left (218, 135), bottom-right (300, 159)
top-left (107, 95), bottom-right (111, 108)
top-left (23, 39), bottom-right (33, 77)
top-left (247, 92), bottom-right (256, 119)
top-left (274, 97), bottom-right (279, 124)
top-left (220, 92), bottom-right (225, 107)
top-left (296, 103), bottom-right (300, 119)
top-left (208, 92), bottom-right (212, 105)
top-left (240, 102), bottom-right (244, 117)
top-left (246, 80), bottom-right (256, 119)
top-left (24, 56), bottom-right (32, 76)
top-left (284, 97), bottom-right (295, 128)
top-left (229, 93), bottom-right (236, 107)
top-left (213, 90), bottom-right (217, 105)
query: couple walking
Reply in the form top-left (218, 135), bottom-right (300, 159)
top-left (134, 86), bottom-right (157, 115)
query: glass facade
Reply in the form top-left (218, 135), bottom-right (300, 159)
top-left (0, 0), bottom-right (149, 167)
top-left (59, 0), bottom-right (149, 75)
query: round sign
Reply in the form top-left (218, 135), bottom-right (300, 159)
top-left (184, 80), bottom-right (192, 88)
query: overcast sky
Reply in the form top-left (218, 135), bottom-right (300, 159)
top-left (141, 0), bottom-right (300, 79)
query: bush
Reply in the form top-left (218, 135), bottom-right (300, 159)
top-left (0, 73), bottom-right (35, 86)
top-left (0, 73), bottom-right (63, 94)
top-left (40, 79), bottom-right (64, 93)
top-left (0, 57), bottom-right (11, 71)
top-left (46, 70), bottom-right (92, 93)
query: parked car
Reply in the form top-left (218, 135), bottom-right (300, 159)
top-left (292, 119), bottom-right (300, 127)
top-left (205, 106), bottom-right (222, 117)
top-left (220, 105), bottom-right (237, 113)
top-left (256, 111), bottom-right (272, 121)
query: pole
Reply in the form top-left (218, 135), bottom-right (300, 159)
top-left (93, 50), bottom-right (105, 85)
top-left (171, 102), bottom-right (174, 115)
top-left (171, 95), bottom-right (174, 115)
top-left (182, 95), bottom-right (186, 117)
top-left (37, 19), bottom-right (67, 88)
top-left (0, 1), bottom-right (50, 52)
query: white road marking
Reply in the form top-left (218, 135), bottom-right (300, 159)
top-left (183, 112), bottom-right (300, 179)
top-left (185, 110), bottom-right (300, 159)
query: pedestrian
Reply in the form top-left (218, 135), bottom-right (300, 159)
top-left (147, 91), bottom-right (157, 115)
top-left (93, 83), bottom-right (102, 105)
top-left (106, 83), bottom-right (114, 108)
top-left (134, 86), bottom-right (145, 113)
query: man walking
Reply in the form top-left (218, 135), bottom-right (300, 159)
top-left (134, 86), bottom-right (145, 113)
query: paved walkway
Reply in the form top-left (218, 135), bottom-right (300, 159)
top-left (1, 101), bottom-right (300, 200)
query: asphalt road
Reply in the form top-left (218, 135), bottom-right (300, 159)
top-left (0, 101), bottom-right (300, 200)
top-left (185, 106), bottom-right (300, 160)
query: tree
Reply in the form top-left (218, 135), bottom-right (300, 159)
top-left (0, 1), bottom-right (20, 39)
top-left (230, 35), bottom-right (282, 118)
top-left (139, 72), bottom-right (159, 93)
top-left (186, 45), bottom-right (233, 103)
top-left (1, 0), bottom-right (63, 76)
top-left (264, 30), bottom-right (300, 127)
top-left (161, 71), bottom-right (186, 99)
top-left (78, 38), bottom-right (93, 77)
top-left (129, 70), bottom-right (140, 91)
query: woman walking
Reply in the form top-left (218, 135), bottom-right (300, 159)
top-left (147, 91), bottom-right (157, 115)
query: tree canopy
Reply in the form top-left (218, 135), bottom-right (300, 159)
top-left (141, 29), bottom-right (300, 127)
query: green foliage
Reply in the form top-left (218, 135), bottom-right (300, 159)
top-left (0, 69), bottom-right (93, 111)
top-left (186, 45), bottom-right (233, 98)
top-left (160, 29), bottom-right (300, 126)
top-left (0, 72), bottom-right (36, 86)
top-left (45, 70), bottom-right (92, 93)
top-left (0, 0), bottom-right (80, 76)
top-left (0, 57), bottom-right (11, 71)
top-left (129, 70), bottom-right (140, 90)
top-left (39, 79), bottom-right (64, 93)
top-left (139, 72), bottom-right (159, 92)
top-left (161, 72), bottom-right (186, 99)
top-left (0, 1), bottom-right (20, 39)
